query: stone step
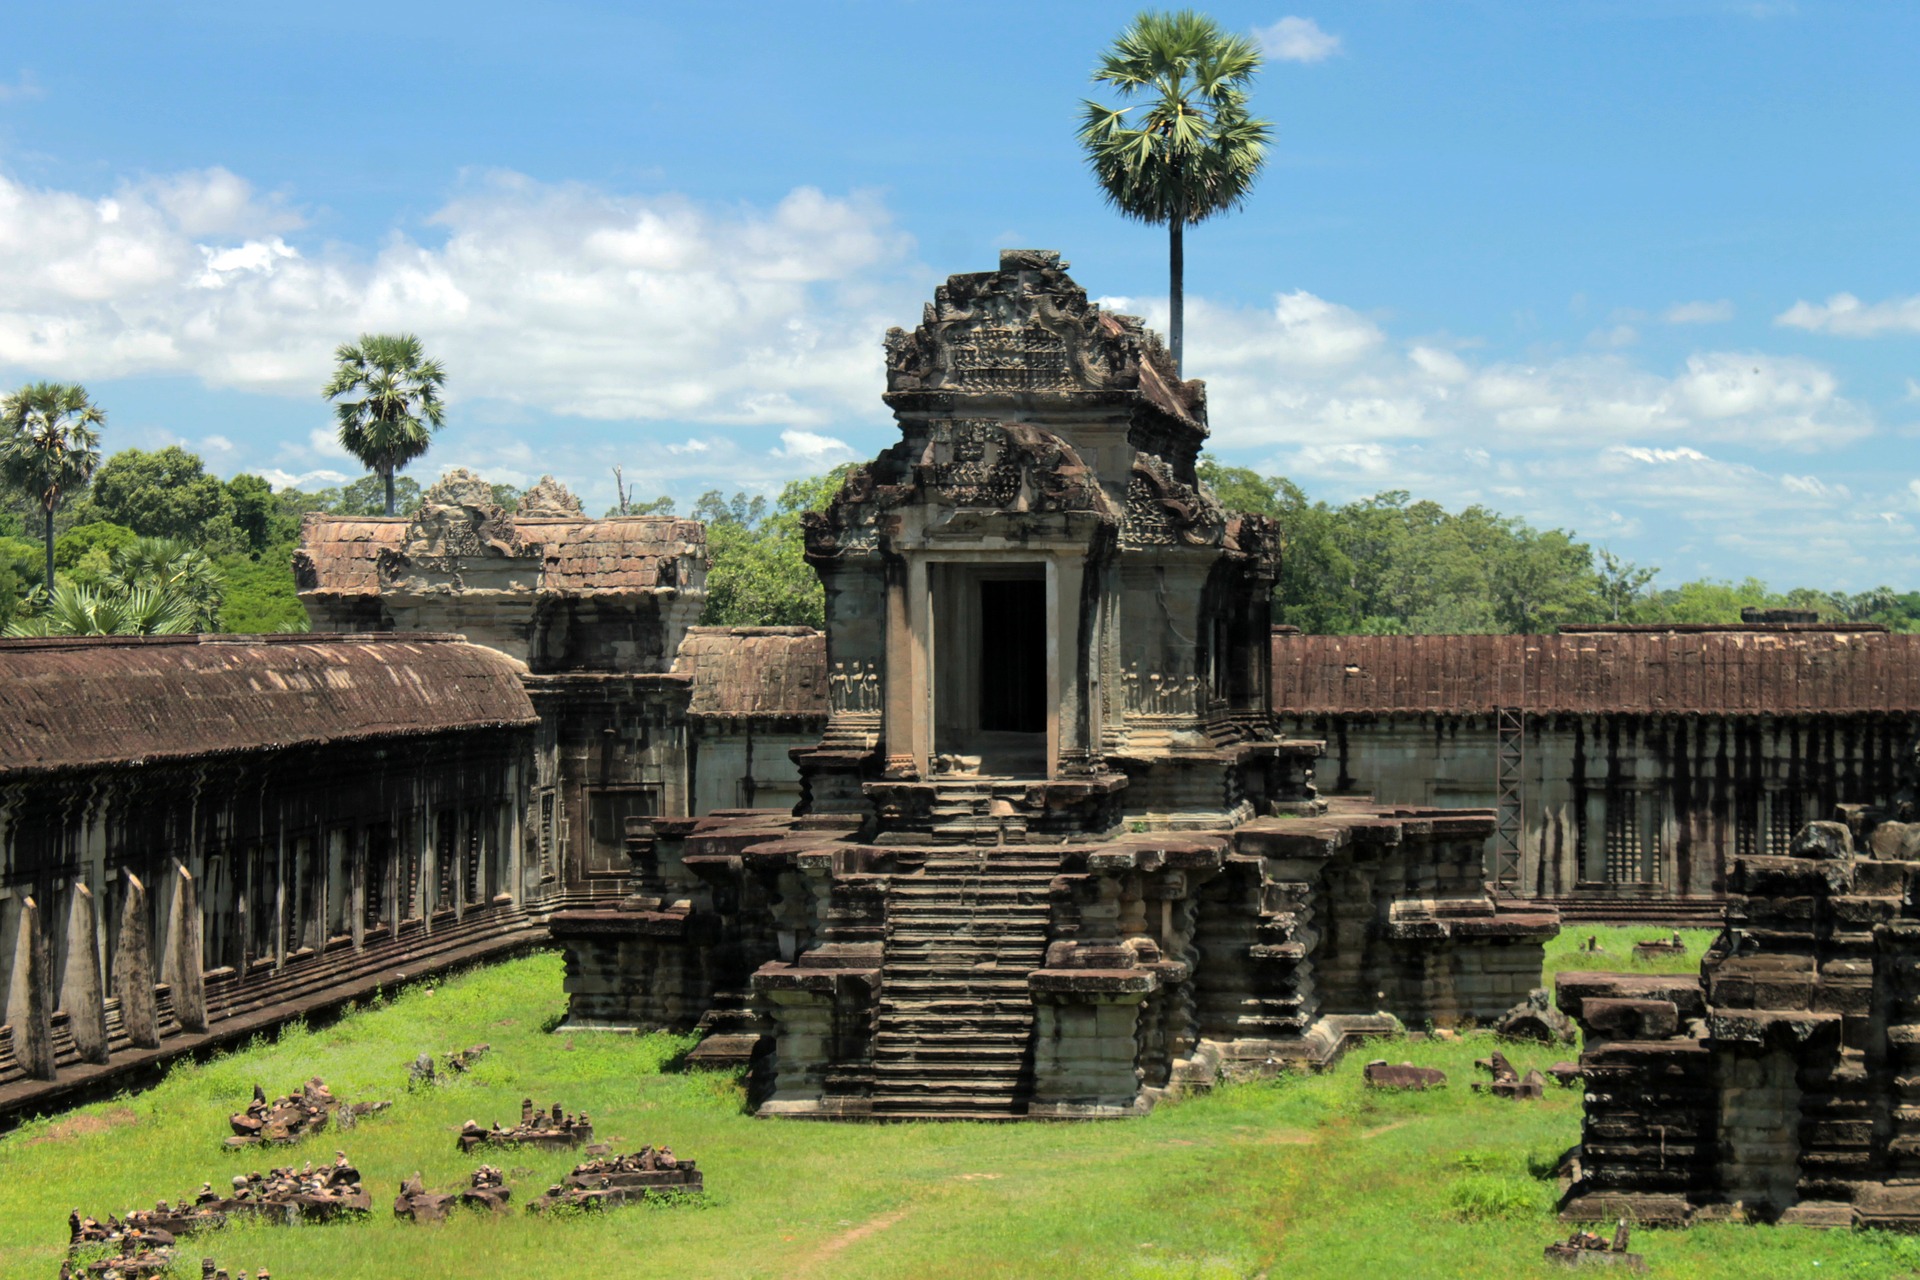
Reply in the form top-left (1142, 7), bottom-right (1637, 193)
top-left (875, 1019), bottom-right (1035, 1036)
top-left (873, 1037), bottom-right (1030, 1055)
top-left (876, 1005), bottom-right (1034, 1023)
top-left (881, 976), bottom-right (1036, 992)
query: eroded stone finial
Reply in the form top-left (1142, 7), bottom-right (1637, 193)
top-left (420, 467), bottom-right (498, 509)
top-left (517, 475), bottom-right (585, 518)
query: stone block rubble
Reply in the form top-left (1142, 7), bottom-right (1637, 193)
top-left (458, 1099), bottom-right (593, 1152)
top-left (393, 1166), bottom-right (512, 1221)
top-left (226, 1078), bottom-right (389, 1148)
top-left (1363, 1060), bottom-right (1447, 1090)
top-left (406, 1043), bottom-right (491, 1089)
top-left (1472, 1050), bottom-right (1545, 1101)
top-left (530, 1145), bottom-right (703, 1212)
top-left (1543, 1220), bottom-right (1645, 1271)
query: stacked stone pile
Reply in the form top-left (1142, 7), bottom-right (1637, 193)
top-left (529, 1145), bottom-right (702, 1212)
top-left (226, 1078), bottom-right (389, 1148)
top-left (457, 1099), bottom-right (593, 1153)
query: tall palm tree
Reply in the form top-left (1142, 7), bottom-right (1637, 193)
top-left (0, 382), bottom-right (105, 593)
top-left (1079, 10), bottom-right (1271, 376)
top-left (323, 333), bottom-right (447, 516)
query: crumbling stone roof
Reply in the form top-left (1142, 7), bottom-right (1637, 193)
top-left (1272, 628), bottom-right (1920, 716)
top-left (295, 514), bottom-right (706, 597)
top-left (673, 626), bottom-right (826, 719)
top-left (0, 633), bottom-right (537, 778)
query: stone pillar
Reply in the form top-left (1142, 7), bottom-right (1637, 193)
top-left (114, 872), bottom-right (159, 1049)
top-left (6, 895), bottom-right (56, 1080)
top-left (162, 861), bottom-right (208, 1034)
top-left (1027, 971), bottom-right (1155, 1117)
top-left (62, 883), bottom-right (110, 1065)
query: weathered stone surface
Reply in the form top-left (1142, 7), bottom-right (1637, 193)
top-left (162, 863), bottom-right (207, 1034)
top-left (62, 883), bottom-right (109, 1065)
top-left (112, 872), bottom-right (159, 1051)
top-left (1495, 987), bottom-right (1576, 1043)
top-left (1363, 1059), bottom-right (1447, 1090)
top-left (6, 894), bottom-right (54, 1080)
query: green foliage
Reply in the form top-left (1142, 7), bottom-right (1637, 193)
top-left (9, 535), bottom-right (222, 635)
top-left (0, 533), bottom-right (40, 619)
top-left (1445, 1174), bottom-right (1546, 1221)
top-left (53, 521), bottom-right (139, 574)
top-left (697, 466), bottom-right (854, 629)
top-left (227, 472), bottom-right (278, 553)
top-left (1193, 456), bottom-right (1920, 635)
top-left (77, 445), bottom-right (245, 554)
top-left (216, 541), bottom-right (310, 634)
top-left (324, 333), bottom-right (447, 515)
top-left (0, 380), bottom-right (105, 591)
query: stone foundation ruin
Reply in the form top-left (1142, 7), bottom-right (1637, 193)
top-left (1561, 781), bottom-right (1920, 1229)
top-left (551, 251), bottom-right (1558, 1118)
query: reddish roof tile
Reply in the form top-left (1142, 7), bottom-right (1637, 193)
top-left (0, 633), bottom-right (536, 777)
top-left (1271, 629), bottom-right (1920, 716)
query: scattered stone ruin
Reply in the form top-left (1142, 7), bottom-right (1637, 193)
top-left (1544, 1220), bottom-right (1644, 1271)
top-left (1560, 782), bottom-right (1920, 1228)
top-left (226, 1078), bottom-right (388, 1148)
top-left (550, 252), bottom-right (1558, 1118)
top-left (393, 1166), bottom-right (512, 1220)
top-left (458, 1098), bottom-right (593, 1152)
top-left (530, 1145), bottom-right (702, 1212)
top-left (70, 1153), bottom-right (370, 1247)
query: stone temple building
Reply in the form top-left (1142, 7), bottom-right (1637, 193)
top-left (548, 251), bottom-right (1557, 1118)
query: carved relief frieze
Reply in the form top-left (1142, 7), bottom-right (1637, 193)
top-left (1122, 665), bottom-right (1206, 721)
top-left (828, 660), bottom-right (882, 715)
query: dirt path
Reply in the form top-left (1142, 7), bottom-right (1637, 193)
top-left (794, 1206), bottom-right (914, 1276)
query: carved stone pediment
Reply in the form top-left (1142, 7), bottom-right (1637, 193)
top-left (1122, 454), bottom-right (1226, 551)
top-left (884, 250), bottom-right (1171, 396)
top-left (519, 475), bottom-right (585, 517)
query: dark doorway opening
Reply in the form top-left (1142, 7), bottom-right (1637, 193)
top-left (979, 578), bottom-right (1047, 733)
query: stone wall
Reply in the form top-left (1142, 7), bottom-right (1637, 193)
top-left (1281, 711), bottom-right (1917, 912)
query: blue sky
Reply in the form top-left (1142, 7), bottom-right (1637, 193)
top-left (1, 1), bottom-right (1915, 589)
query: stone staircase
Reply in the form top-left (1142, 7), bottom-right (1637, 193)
top-left (927, 780), bottom-right (1028, 845)
top-left (869, 851), bottom-right (1058, 1118)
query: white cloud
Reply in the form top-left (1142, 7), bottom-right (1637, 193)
top-left (1254, 17), bottom-right (1342, 63)
top-left (251, 466), bottom-right (350, 491)
top-left (1776, 292), bottom-right (1920, 337)
top-left (0, 167), bottom-right (919, 430)
top-left (775, 429), bottom-right (855, 465)
top-left (1664, 299), bottom-right (1734, 325)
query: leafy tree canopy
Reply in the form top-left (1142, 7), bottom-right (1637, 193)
top-left (74, 445), bottom-right (246, 555)
top-left (697, 466), bottom-right (855, 630)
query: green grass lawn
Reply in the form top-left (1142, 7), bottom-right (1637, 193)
top-left (4, 945), bottom-right (1919, 1279)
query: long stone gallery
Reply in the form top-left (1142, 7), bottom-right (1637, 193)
top-left (5, 252), bottom-right (1920, 1232)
